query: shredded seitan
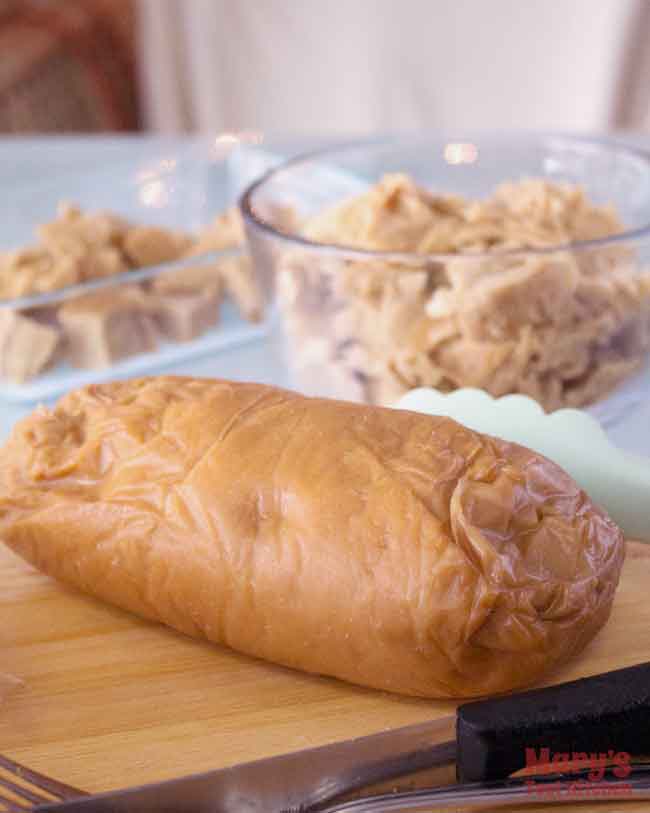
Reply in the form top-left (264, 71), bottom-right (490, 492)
top-left (280, 174), bottom-right (650, 410)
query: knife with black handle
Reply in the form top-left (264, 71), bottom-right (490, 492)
top-left (37, 662), bottom-right (650, 812)
top-left (456, 659), bottom-right (650, 783)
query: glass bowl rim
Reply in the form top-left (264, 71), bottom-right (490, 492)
top-left (239, 132), bottom-right (650, 262)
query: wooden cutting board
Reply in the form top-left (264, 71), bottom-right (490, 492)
top-left (2, 541), bottom-right (650, 800)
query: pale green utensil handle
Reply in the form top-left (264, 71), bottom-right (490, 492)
top-left (397, 388), bottom-right (650, 543)
top-left (595, 450), bottom-right (650, 541)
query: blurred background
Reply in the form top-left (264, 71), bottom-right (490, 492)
top-left (1, 0), bottom-right (650, 136)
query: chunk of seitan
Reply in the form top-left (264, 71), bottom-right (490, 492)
top-left (153, 259), bottom-right (261, 323)
top-left (59, 289), bottom-right (158, 368)
top-left (152, 264), bottom-right (222, 294)
top-left (122, 226), bottom-right (194, 268)
top-left (152, 280), bottom-right (222, 342)
top-left (0, 309), bottom-right (60, 383)
top-left (217, 256), bottom-right (263, 322)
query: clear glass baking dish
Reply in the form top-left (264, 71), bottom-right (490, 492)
top-left (0, 137), bottom-right (272, 404)
top-left (241, 133), bottom-right (650, 453)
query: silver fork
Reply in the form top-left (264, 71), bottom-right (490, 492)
top-left (0, 755), bottom-right (85, 812)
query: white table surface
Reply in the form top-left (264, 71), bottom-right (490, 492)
top-left (0, 133), bottom-right (648, 457)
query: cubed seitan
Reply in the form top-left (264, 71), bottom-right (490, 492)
top-left (187, 208), bottom-right (245, 255)
top-left (153, 258), bottom-right (262, 323)
top-left (59, 289), bottom-right (158, 369)
top-left (152, 264), bottom-right (222, 295)
top-left (217, 256), bottom-right (262, 322)
top-left (0, 249), bottom-right (82, 299)
top-left (0, 309), bottom-right (60, 383)
top-left (37, 203), bottom-right (129, 256)
top-left (123, 226), bottom-right (195, 268)
top-left (183, 208), bottom-right (262, 320)
top-left (152, 281), bottom-right (222, 343)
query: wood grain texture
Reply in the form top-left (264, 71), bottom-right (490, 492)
top-left (1, 541), bottom-right (649, 799)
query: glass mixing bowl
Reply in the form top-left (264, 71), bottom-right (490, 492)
top-left (241, 133), bottom-right (650, 447)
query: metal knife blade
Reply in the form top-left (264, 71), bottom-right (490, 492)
top-left (37, 662), bottom-right (650, 812)
top-left (37, 716), bottom-right (457, 813)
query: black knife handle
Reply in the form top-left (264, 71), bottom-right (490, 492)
top-left (456, 661), bottom-right (650, 783)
